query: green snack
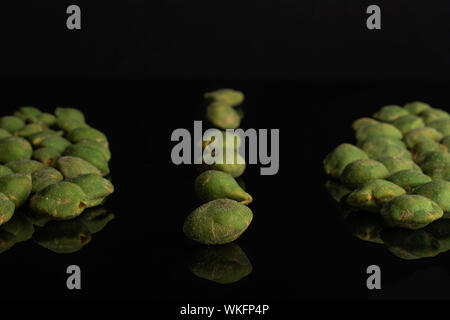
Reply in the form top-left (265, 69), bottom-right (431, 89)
top-left (33, 218), bottom-right (91, 254)
top-left (64, 145), bottom-right (109, 176)
top-left (0, 211), bottom-right (34, 242)
top-left (377, 156), bottom-right (421, 175)
top-left (13, 107), bottom-right (41, 123)
top-left (427, 118), bottom-right (450, 136)
top-left (15, 123), bottom-right (45, 138)
top-left (18, 106), bottom-right (41, 117)
top-left (30, 181), bottom-right (88, 220)
top-left (357, 135), bottom-right (407, 149)
top-left (403, 127), bottom-right (443, 148)
top-left (380, 194), bottom-right (443, 229)
top-left (359, 138), bottom-right (412, 160)
top-left (187, 243), bottom-right (252, 284)
top-left (28, 130), bottom-right (60, 146)
top-left (56, 118), bottom-right (90, 132)
top-left (79, 207), bottom-right (114, 234)
top-left (0, 116), bottom-right (25, 133)
top-left (345, 212), bottom-right (385, 244)
top-left (0, 165), bottom-right (14, 178)
top-left (0, 129), bottom-right (12, 139)
top-left (16, 123), bottom-right (46, 137)
top-left (66, 174), bottom-right (114, 207)
top-left (35, 113), bottom-right (57, 126)
top-left (340, 159), bottom-right (390, 188)
top-left (206, 102), bottom-right (241, 130)
top-left (323, 143), bottom-right (368, 178)
top-left (420, 108), bottom-right (450, 125)
top-left (39, 135), bottom-right (71, 153)
top-left (5, 160), bottom-right (45, 174)
top-left (419, 151), bottom-right (450, 175)
top-left (0, 136), bottom-right (33, 163)
top-left (414, 180), bottom-right (450, 213)
top-left (392, 114), bottom-right (425, 134)
top-left (31, 166), bottom-right (64, 193)
top-left (381, 227), bottom-right (440, 260)
top-left (387, 170), bottom-right (432, 192)
top-left (73, 139), bottom-right (111, 161)
top-left (56, 156), bottom-right (101, 179)
top-left (0, 173), bottom-right (32, 207)
top-left (373, 105), bottom-right (409, 122)
top-left (412, 137), bottom-right (448, 163)
top-left (54, 107), bottom-right (86, 123)
top-left (183, 199), bottom-right (253, 245)
top-left (355, 123), bottom-right (403, 141)
top-left (32, 147), bottom-right (61, 166)
top-left (352, 117), bottom-right (379, 131)
top-left (346, 179), bottom-right (406, 213)
top-left (195, 170), bottom-right (252, 205)
top-left (204, 89), bottom-right (245, 107)
top-left (324, 180), bottom-right (352, 203)
top-left (404, 101), bottom-right (431, 115)
top-left (0, 192), bottom-right (15, 226)
top-left (67, 127), bottom-right (108, 147)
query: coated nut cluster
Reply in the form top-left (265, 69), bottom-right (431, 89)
top-left (0, 106), bottom-right (114, 254)
top-left (324, 102), bottom-right (450, 259)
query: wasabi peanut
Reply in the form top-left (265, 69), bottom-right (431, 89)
top-left (0, 116), bottom-right (25, 133)
top-left (0, 173), bottom-right (32, 207)
top-left (183, 199), bottom-right (253, 245)
top-left (195, 170), bottom-right (252, 205)
top-left (373, 105), bottom-right (409, 122)
top-left (30, 181), bottom-right (88, 220)
top-left (380, 195), bottom-right (443, 229)
top-left (206, 103), bottom-right (241, 130)
top-left (404, 101), bottom-right (431, 115)
top-left (31, 166), bottom-right (64, 193)
top-left (323, 143), bottom-right (368, 178)
top-left (340, 159), bottom-right (390, 188)
top-left (204, 89), bottom-right (245, 107)
top-left (56, 156), bottom-right (102, 179)
top-left (66, 174), bottom-right (114, 208)
top-left (346, 179), bottom-right (406, 213)
top-left (0, 136), bottom-right (33, 163)
top-left (54, 107), bottom-right (86, 123)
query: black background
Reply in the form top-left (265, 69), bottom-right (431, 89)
top-left (0, 1), bottom-right (449, 302)
top-left (1, 1), bottom-right (450, 79)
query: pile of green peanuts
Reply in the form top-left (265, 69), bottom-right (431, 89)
top-left (0, 106), bottom-right (114, 254)
top-left (183, 89), bottom-right (253, 282)
top-left (324, 102), bottom-right (450, 259)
